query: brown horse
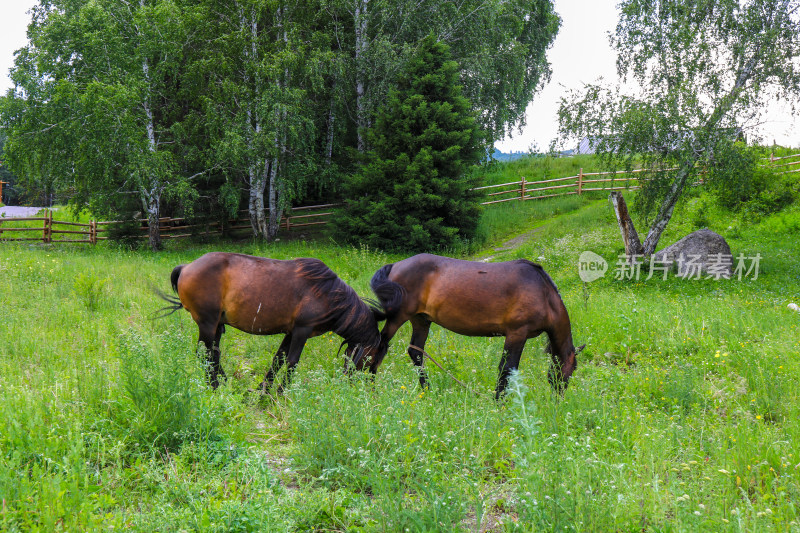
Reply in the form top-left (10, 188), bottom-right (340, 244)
top-left (160, 252), bottom-right (384, 392)
top-left (364, 253), bottom-right (583, 398)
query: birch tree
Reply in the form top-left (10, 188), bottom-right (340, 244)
top-left (1, 0), bottom-right (204, 250)
top-left (327, 0), bottom-right (559, 153)
top-left (203, 0), bottom-right (325, 240)
top-left (558, 0), bottom-right (800, 256)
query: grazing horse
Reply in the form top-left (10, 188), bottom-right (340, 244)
top-left (364, 253), bottom-right (583, 398)
top-left (160, 252), bottom-right (384, 392)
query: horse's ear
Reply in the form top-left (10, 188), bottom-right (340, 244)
top-left (576, 343), bottom-right (586, 354)
top-left (371, 307), bottom-right (387, 322)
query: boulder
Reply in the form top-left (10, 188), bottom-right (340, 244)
top-left (652, 228), bottom-right (733, 278)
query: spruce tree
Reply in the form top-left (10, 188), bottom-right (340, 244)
top-left (338, 35), bottom-right (486, 252)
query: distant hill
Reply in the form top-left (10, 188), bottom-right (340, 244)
top-left (491, 148), bottom-right (533, 161)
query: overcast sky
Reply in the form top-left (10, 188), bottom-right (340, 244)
top-left (1, 0), bottom-right (798, 150)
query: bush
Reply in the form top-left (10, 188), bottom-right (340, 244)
top-left (746, 172), bottom-right (798, 216)
top-left (707, 141), bottom-right (798, 215)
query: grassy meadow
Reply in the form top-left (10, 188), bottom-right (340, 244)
top-left (2, 157), bottom-right (800, 531)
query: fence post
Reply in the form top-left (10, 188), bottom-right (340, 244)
top-left (770, 151), bottom-right (774, 164)
top-left (520, 176), bottom-right (526, 201)
top-left (90, 220), bottom-right (97, 245)
top-left (43, 210), bottom-right (52, 243)
top-left (285, 216), bottom-right (291, 230)
top-left (578, 168), bottom-right (584, 195)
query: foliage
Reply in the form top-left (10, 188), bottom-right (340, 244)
top-left (701, 141), bottom-right (799, 216)
top-left (344, 0), bottom-right (560, 143)
top-left (0, 0), bottom-right (560, 249)
top-left (0, 0), bottom-right (209, 250)
top-left (337, 36), bottom-right (486, 252)
top-left (0, 131), bottom-right (23, 205)
top-left (558, 0), bottom-right (800, 255)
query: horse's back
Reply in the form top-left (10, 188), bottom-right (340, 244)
top-left (385, 254), bottom-right (561, 336)
top-left (176, 253), bottom-right (310, 334)
top-left (390, 254), bottom-right (548, 296)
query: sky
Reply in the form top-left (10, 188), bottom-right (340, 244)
top-left (1, 0), bottom-right (798, 150)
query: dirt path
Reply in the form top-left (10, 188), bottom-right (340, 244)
top-left (477, 225), bottom-right (545, 262)
top-left (0, 206), bottom-right (47, 218)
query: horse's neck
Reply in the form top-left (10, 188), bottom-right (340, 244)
top-left (334, 303), bottom-right (374, 346)
top-left (547, 323), bottom-right (574, 356)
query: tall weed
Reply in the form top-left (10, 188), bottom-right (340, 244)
top-left (112, 328), bottom-right (234, 450)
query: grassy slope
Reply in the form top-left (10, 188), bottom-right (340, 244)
top-left (1, 166), bottom-right (799, 530)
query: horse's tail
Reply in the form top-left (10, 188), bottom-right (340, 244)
top-left (370, 263), bottom-right (404, 319)
top-left (152, 265), bottom-right (185, 319)
top-left (170, 264), bottom-right (184, 293)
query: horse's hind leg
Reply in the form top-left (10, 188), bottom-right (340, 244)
top-left (259, 333), bottom-right (292, 394)
top-left (213, 324), bottom-right (226, 382)
top-left (408, 316), bottom-right (431, 389)
top-left (496, 331), bottom-right (527, 399)
top-left (198, 321), bottom-right (225, 389)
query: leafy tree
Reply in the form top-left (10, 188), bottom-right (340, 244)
top-left (1, 0), bottom-right (207, 250)
top-left (558, 0), bottom-right (800, 255)
top-left (337, 35), bottom-right (486, 252)
top-left (200, 0), bottom-right (332, 241)
top-left (340, 0), bottom-right (560, 152)
top-left (0, 132), bottom-right (22, 205)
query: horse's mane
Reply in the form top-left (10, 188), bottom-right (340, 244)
top-left (513, 259), bottom-right (562, 298)
top-left (295, 258), bottom-right (380, 347)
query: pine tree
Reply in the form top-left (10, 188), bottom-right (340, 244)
top-left (338, 35), bottom-right (486, 252)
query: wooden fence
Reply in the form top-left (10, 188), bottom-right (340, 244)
top-left (476, 151), bottom-right (800, 206)
top-left (475, 167), bottom-right (646, 206)
top-left (2, 153), bottom-right (797, 245)
top-left (770, 152), bottom-right (800, 174)
top-left (0, 203), bottom-right (338, 244)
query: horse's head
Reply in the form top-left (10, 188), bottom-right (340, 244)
top-left (345, 301), bottom-right (387, 371)
top-left (547, 342), bottom-right (584, 394)
top-left (347, 338), bottom-right (389, 372)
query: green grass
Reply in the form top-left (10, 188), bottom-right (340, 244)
top-left (1, 176), bottom-right (800, 530)
top-left (482, 154), bottom-right (606, 186)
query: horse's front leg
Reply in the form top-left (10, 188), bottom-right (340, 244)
top-left (259, 333), bottom-right (292, 394)
top-left (496, 331), bottom-right (527, 399)
top-left (277, 327), bottom-right (312, 395)
top-left (408, 316), bottom-right (431, 389)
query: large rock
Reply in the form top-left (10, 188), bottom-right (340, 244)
top-left (652, 228), bottom-right (733, 278)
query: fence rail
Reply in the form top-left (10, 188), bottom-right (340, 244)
top-left (769, 151), bottom-right (800, 174)
top-left (478, 167), bottom-right (644, 206)
top-left (2, 152), bottom-right (797, 246)
top-left (0, 204), bottom-right (339, 245)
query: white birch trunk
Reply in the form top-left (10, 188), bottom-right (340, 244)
top-left (141, 47), bottom-right (162, 251)
top-left (241, 6), bottom-right (269, 238)
top-left (325, 89), bottom-right (336, 165)
top-left (354, 0), bottom-right (368, 152)
top-left (266, 1), bottom-right (288, 241)
top-left (267, 156), bottom-right (280, 240)
top-left (641, 163), bottom-right (693, 256)
top-left (249, 161), bottom-right (269, 237)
